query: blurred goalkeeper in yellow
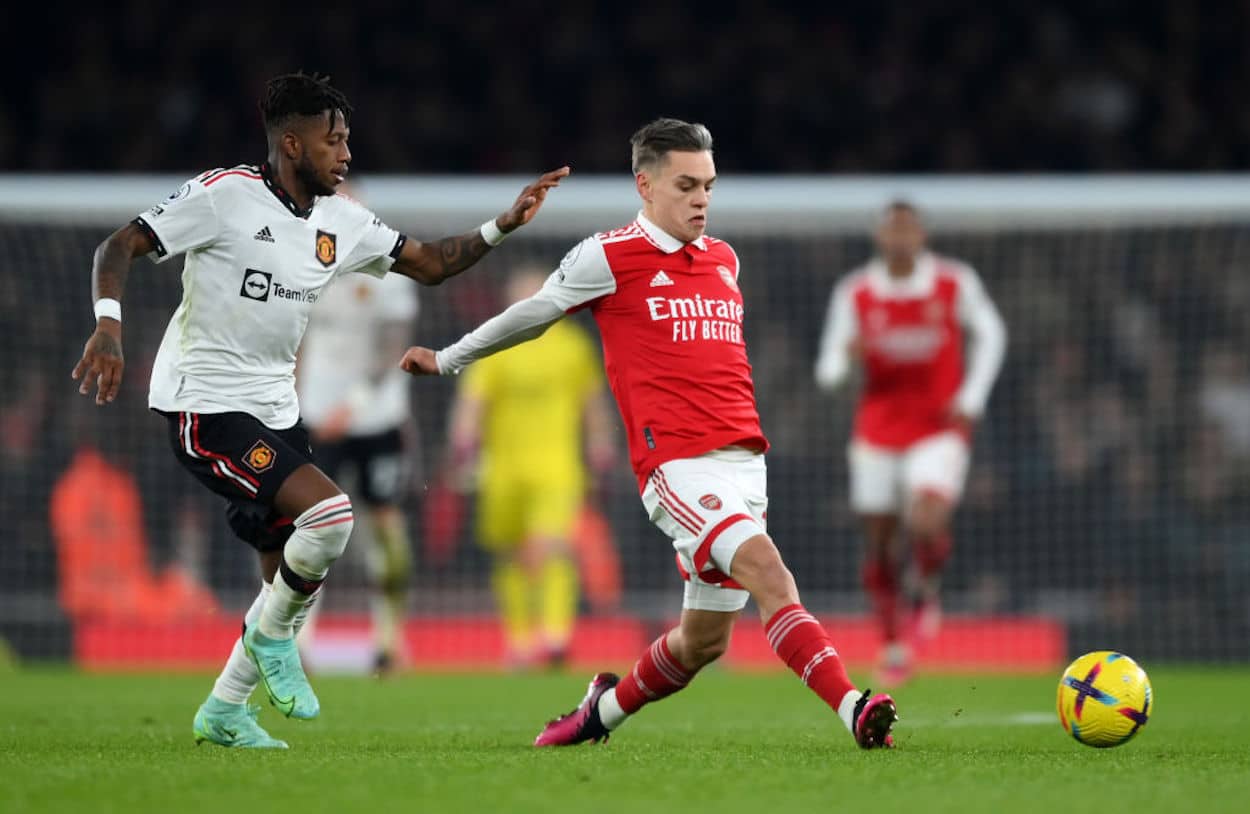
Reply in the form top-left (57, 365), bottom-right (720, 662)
top-left (448, 265), bottom-right (617, 668)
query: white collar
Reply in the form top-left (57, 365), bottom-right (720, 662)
top-left (636, 211), bottom-right (707, 254)
top-left (867, 252), bottom-right (938, 296)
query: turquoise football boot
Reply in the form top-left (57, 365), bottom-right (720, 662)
top-left (242, 626), bottom-right (321, 720)
top-left (193, 696), bottom-right (289, 749)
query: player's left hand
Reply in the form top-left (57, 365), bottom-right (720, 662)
top-left (399, 346), bottom-right (440, 376)
top-left (495, 166), bottom-right (571, 232)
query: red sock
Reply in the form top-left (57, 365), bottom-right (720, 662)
top-left (862, 558), bottom-right (902, 641)
top-left (913, 532), bottom-right (952, 579)
top-left (765, 604), bottom-right (856, 710)
top-left (614, 634), bottom-right (694, 714)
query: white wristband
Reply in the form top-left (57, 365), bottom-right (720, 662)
top-left (479, 218), bottom-right (507, 247)
top-left (94, 297), bottom-right (122, 323)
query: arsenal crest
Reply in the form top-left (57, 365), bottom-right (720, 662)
top-left (716, 265), bottom-right (739, 293)
top-left (699, 493), bottom-right (723, 511)
top-left (315, 230), bottom-right (337, 267)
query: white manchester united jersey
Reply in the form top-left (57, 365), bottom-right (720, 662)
top-left (297, 270), bottom-right (419, 436)
top-left (136, 164), bottom-right (405, 429)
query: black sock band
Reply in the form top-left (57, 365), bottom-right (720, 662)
top-left (279, 558), bottom-right (325, 596)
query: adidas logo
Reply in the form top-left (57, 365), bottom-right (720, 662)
top-left (650, 270), bottom-right (674, 287)
top-left (253, 226), bottom-right (275, 243)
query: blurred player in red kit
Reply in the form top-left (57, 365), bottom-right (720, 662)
top-left (815, 201), bottom-right (1006, 686)
top-left (401, 118), bottom-right (898, 749)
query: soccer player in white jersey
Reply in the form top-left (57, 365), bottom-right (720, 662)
top-left (298, 269), bottom-right (419, 675)
top-left (71, 72), bottom-right (568, 749)
top-left (400, 118), bottom-right (899, 749)
top-left (815, 201), bottom-right (1006, 686)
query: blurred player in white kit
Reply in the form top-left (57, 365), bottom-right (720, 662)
top-left (298, 268), bottom-right (419, 674)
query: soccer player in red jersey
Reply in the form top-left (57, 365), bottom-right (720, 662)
top-left (815, 201), bottom-right (1007, 686)
top-left (400, 118), bottom-right (898, 749)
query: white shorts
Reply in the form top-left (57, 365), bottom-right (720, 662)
top-left (847, 431), bottom-right (970, 515)
top-left (640, 447), bottom-right (768, 612)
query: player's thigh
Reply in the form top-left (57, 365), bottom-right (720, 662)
top-left (476, 474), bottom-right (526, 553)
top-left (902, 431), bottom-right (970, 508)
top-left (160, 410), bottom-right (316, 552)
top-left (357, 428), bottom-right (409, 508)
top-left (641, 455), bottom-right (762, 611)
top-left (847, 439), bottom-right (904, 515)
top-left (160, 409), bottom-right (315, 506)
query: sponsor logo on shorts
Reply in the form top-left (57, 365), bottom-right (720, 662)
top-left (699, 493), bottom-right (723, 510)
top-left (244, 441), bottom-right (277, 473)
top-left (315, 230), bottom-right (337, 267)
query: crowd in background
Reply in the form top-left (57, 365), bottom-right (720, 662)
top-left (3, 219), bottom-right (1249, 659)
top-left (4, 1), bottom-right (1250, 174)
top-left (3, 0), bottom-right (1250, 660)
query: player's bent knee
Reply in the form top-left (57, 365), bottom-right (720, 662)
top-left (285, 494), bottom-right (355, 576)
top-left (730, 536), bottom-right (798, 605)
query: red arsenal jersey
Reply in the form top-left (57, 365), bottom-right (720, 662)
top-left (540, 214), bottom-right (768, 489)
top-left (815, 253), bottom-right (1007, 449)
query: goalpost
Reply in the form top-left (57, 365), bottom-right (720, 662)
top-left (3, 174), bottom-right (1249, 669)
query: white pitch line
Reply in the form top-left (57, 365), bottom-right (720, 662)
top-left (901, 711), bottom-right (1055, 728)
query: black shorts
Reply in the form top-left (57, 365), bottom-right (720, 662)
top-left (157, 409), bottom-right (315, 552)
top-left (315, 427), bottom-right (408, 507)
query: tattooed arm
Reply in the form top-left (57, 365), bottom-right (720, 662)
top-left (71, 222), bottom-right (156, 405)
top-left (390, 166), bottom-right (569, 285)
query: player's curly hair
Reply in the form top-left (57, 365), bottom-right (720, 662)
top-left (630, 118), bottom-right (713, 174)
top-left (259, 72), bottom-right (353, 133)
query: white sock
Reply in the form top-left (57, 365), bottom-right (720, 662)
top-left (210, 581), bottom-right (270, 704)
top-left (597, 687), bottom-right (628, 731)
top-left (257, 574), bottom-right (314, 639)
top-left (837, 689), bottom-right (861, 733)
top-left (257, 497), bottom-right (352, 639)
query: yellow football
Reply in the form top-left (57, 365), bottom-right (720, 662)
top-left (1056, 650), bottom-right (1152, 748)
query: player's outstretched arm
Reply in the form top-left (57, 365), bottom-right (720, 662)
top-left (71, 222), bottom-right (155, 405)
top-left (399, 347), bottom-right (440, 376)
top-left (400, 295), bottom-right (567, 378)
top-left (391, 166), bottom-right (570, 285)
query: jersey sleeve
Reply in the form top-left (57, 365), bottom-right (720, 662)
top-left (539, 237), bottom-right (617, 312)
top-left (814, 276), bottom-right (859, 391)
top-left (341, 208), bottom-right (406, 278)
top-left (953, 265), bottom-right (1007, 416)
top-left (133, 177), bottom-right (220, 263)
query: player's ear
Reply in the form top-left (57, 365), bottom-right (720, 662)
top-left (281, 130), bottom-right (302, 162)
top-left (635, 172), bottom-right (652, 203)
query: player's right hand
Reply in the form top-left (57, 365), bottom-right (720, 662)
top-left (399, 346), bottom-right (439, 376)
top-left (71, 324), bottom-right (124, 405)
top-left (496, 166), bottom-right (571, 232)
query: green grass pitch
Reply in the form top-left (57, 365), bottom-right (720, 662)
top-left (1, 666), bottom-right (1246, 813)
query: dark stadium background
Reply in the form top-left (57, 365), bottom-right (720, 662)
top-left (1, 1), bottom-right (1247, 668)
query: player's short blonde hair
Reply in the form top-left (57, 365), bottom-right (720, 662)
top-left (630, 118), bottom-right (714, 174)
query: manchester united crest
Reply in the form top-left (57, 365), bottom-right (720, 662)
top-left (244, 440), bottom-right (277, 473)
top-left (716, 265), bottom-right (739, 293)
top-left (315, 230), bottom-right (337, 267)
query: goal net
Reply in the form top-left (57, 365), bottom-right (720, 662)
top-left (3, 174), bottom-right (1247, 671)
